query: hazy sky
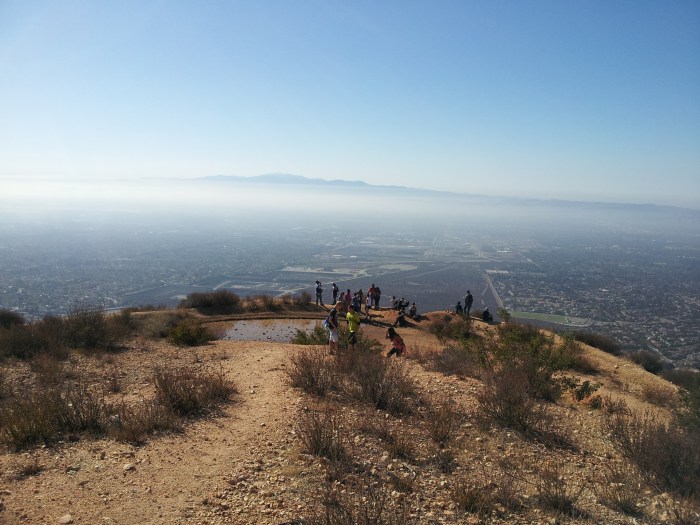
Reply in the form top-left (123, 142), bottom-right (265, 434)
top-left (1, 1), bottom-right (699, 208)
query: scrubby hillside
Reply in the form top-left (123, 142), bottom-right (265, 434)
top-left (0, 302), bottom-right (698, 524)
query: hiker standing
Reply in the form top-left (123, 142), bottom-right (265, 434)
top-left (374, 285), bottom-right (382, 309)
top-left (346, 304), bottom-right (361, 350)
top-left (465, 290), bottom-right (474, 317)
top-left (327, 307), bottom-right (339, 354)
top-left (315, 281), bottom-right (324, 307)
top-left (332, 282), bottom-right (339, 304)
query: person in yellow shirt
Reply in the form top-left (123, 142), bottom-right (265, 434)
top-left (346, 304), bottom-right (361, 350)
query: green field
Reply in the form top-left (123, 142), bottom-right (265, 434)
top-left (510, 311), bottom-right (590, 327)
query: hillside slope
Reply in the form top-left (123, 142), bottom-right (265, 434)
top-left (0, 310), bottom-right (695, 524)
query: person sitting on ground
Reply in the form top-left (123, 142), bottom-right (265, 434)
top-left (408, 302), bottom-right (417, 319)
top-left (390, 296), bottom-right (398, 309)
top-left (455, 301), bottom-right (463, 315)
top-left (393, 310), bottom-right (407, 328)
top-left (397, 297), bottom-right (408, 312)
top-left (482, 307), bottom-right (493, 323)
top-left (386, 327), bottom-right (406, 358)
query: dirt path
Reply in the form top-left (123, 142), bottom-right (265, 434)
top-left (1, 340), bottom-right (310, 525)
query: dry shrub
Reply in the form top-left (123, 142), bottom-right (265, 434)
top-left (64, 304), bottom-right (115, 350)
top-left (450, 461), bottom-right (525, 519)
top-left (431, 448), bottom-right (458, 474)
top-left (627, 350), bottom-right (664, 374)
top-left (293, 291), bottom-right (312, 308)
top-left (296, 405), bottom-right (349, 465)
top-left (477, 366), bottom-right (548, 434)
top-left (0, 318), bottom-right (67, 360)
top-left (109, 399), bottom-right (179, 444)
top-left (424, 343), bottom-right (482, 378)
top-left (29, 353), bottom-right (66, 385)
top-left (136, 310), bottom-right (189, 339)
top-left (62, 382), bottom-right (110, 434)
top-left (452, 476), bottom-right (500, 518)
top-left (0, 387), bottom-right (71, 449)
top-left (304, 473), bottom-right (413, 525)
top-left (642, 382), bottom-right (678, 407)
top-left (572, 330), bottom-right (622, 355)
top-left (424, 395), bottom-right (460, 448)
top-left (601, 395), bottom-right (630, 415)
top-left (388, 434), bottom-right (415, 461)
top-left (179, 290), bottom-right (242, 315)
top-left (605, 409), bottom-right (700, 499)
top-left (153, 366), bottom-right (236, 417)
top-left (287, 346), bottom-right (338, 396)
top-left (346, 352), bottom-right (417, 416)
top-left (593, 461), bottom-right (644, 516)
top-left (533, 459), bottom-right (584, 515)
top-left (7, 456), bottom-right (43, 481)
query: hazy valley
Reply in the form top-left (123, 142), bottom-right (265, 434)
top-left (1, 177), bottom-right (698, 366)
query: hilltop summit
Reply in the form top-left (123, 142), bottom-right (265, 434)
top-left (0, 303), bottom-right (697, 524)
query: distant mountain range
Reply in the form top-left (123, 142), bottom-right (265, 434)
top-left (195, 173), bottom-right (698, 214)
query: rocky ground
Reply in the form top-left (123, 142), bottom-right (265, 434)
top-left (0, 309), bottom-right (695, 524)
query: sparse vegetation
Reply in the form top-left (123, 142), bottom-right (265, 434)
top-left (572, 330), bottom-right (622, 355)
top-left (166, 318), bottom-right (215, 346)
top-left (627, 350), bottom-right (664, 374)
top-left (178, 289), bottom-right (243, 314)
top-left (427, 314), bottom-right (471, 342)
top-left (287, 346), bottom-right (337, 396)
top-left (0, 309), bottom-right (25, 329)
top-left (153, 365), bottom-right (236, 417)
top-left (605, 409), bottom-right (700, 499)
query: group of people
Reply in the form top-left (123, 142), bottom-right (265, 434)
top-left (454, 289), bottom-right (474, 317)
top-left (454, 289), bottom-right (494, 322)
top-left (320, 280), bottom-right (412, 358)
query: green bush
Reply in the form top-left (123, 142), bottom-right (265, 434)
top-left (291, 324), bottom-right (328, 345)
top-left (167, 319), bottom-right (214, 346)
top-left (428, 314), bottom-right (471, 342)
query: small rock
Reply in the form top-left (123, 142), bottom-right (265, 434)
top-left (123, 463), bottom-right (136, 472)
top-left (58, 514), bottom-right (73, 524)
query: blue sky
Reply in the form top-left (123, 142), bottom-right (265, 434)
top-left (1, 1), bottom-right (699, 207)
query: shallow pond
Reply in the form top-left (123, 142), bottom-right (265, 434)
top-left (222, 319), bottom-right (321, 342)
